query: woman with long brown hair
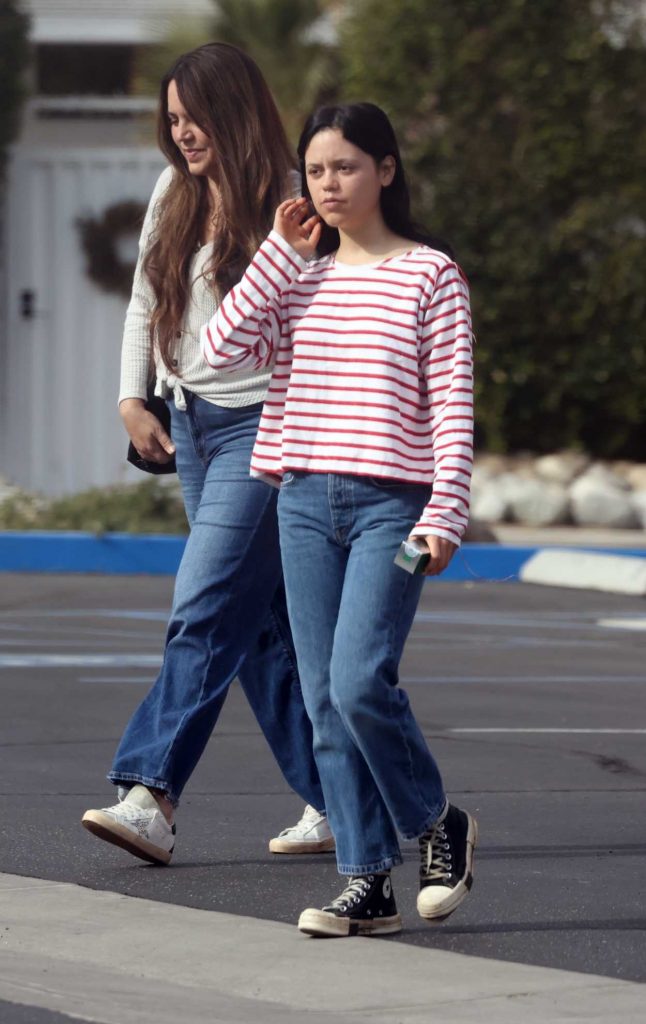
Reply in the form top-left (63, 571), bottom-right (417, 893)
top-left (81, 43), bottom-right (331, 864)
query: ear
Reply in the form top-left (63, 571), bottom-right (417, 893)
top-left (379, 155), bottom-right (396, 187)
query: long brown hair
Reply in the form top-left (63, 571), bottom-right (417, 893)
top-left (144, 42), bottom-right (295, 371)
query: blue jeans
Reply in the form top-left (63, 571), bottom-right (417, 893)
top-left (109, 393), bottom-right (324, 810)
top-left (277, 473), bottom-right (446, 875)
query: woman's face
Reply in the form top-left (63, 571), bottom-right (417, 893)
top-left (167, 79), bottom-right (216, 177)
top-left (304, 128), bottom-right (395, 232)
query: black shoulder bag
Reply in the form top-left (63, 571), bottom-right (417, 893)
top-left (126, 385), bottom-right (177, 475)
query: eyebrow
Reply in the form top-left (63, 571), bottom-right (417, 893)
top-left (306, 158), bottom-right (357, 168)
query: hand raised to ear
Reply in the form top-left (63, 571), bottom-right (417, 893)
top-left (274, 198), bottom-right (322, 259)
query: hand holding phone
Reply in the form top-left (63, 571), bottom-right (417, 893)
top-left (394, 535), bottom-right (457, 576)
top-left (394, 539), bottom-right (431, 575)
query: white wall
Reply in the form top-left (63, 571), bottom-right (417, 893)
top-left (1, 145), bottom-right (165, 495)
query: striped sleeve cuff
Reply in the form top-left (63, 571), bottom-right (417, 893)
top-left (258, 231), bottom-right (308, 290)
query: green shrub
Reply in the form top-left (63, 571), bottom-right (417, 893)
top-left (340, 0), bottom-right (646, 457)
top-left (0, 480), bottom-right (188, 535)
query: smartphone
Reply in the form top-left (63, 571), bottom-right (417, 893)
top-left (394, 539), bottom-right (430, 575)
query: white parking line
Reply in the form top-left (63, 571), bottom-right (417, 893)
top-left (0, 622), bottom-right (159, 640)
top-left (78, 675), bottom-right (154, 683)
top-left (450, 727), bottom-right (646, 734)
top-left (597, 618), bottom-right (646, 631)
top-left (402, 675), bottom-right (646, 684)
top-left (413, 610), bottom-right (638, 631)
top-left (0, 662), bottom-right (641, 683)
top-left (0, 638), bottom-right (154, 650)
top-left (0, 655), bottom-right (161, 668)
top-left (0, 609), bottom-right (168, 621)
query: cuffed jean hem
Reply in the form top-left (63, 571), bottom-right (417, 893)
top-left (107, 771), bottom-right (180, 808)
top-left (336, 852), bottom-right (403, 875)
top-left (399, 796), bottom-right (449, 841)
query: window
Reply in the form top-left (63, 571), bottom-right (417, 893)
top-left (36, 45), bottom-right (134, 96)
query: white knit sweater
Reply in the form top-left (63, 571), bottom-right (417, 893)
top-left (118, 166), bottom-right (272, 410)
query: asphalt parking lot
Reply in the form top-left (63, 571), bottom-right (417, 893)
top-left (1, 571), bottom-right (645, 986)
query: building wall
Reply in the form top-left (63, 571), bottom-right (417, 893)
top-left (23, 1), bottom-right (214, 44)
top-left (1, 2), bottom-right (205, 494)
top-left (1, 145), bottom-right (165, 495)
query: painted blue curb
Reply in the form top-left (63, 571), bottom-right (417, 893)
top-left (1, 531), bottom-right (645, 578)
top-left (0, 531), bottom-right (186, 575)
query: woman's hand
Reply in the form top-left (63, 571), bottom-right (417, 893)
top-left (410, 534), bottom-right (457, 577)
top-left (120, 398), bottom-right (176, 464)
top-left (273, 198), bottom-right (322, 259)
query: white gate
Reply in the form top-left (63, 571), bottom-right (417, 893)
top-left (1, 146), bottom-right (165, 496)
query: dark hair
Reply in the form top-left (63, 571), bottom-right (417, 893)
top-left (144, 42), bottom-right (294, 371)
top-left (297, 102), bottom-right (453, 259)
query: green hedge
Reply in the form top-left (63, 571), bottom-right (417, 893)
top-left (0, 480), bottom-right (189, 535)
top-left (340, 0), bottom-right (646, 457)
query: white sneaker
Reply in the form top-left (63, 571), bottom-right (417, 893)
top-left (81, 785), bottom-right (175, 865)
top-left (269, 805), bottom-right (335, 854)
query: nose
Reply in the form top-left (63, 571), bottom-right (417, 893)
top-left (177, 120), bottom-right (195, 142)
top-left (322, 170), bottom-right (339, 191)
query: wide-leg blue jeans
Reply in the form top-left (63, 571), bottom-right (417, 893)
top-left (277, 472), bottom-right (446, 874)
top-left (109, 393), bottom-right (324, 809)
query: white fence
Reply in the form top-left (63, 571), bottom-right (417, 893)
top-left (1, 145), bottom-right (165, 496)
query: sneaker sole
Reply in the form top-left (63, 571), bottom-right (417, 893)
top-left (81, 811), bottom-right (172, 866)
top-left (298, 908), bottom-right (402, 937)
top-left (417, 813), bottom-right (478, 923)
top-left (269, 835), bottom-right (336, 855)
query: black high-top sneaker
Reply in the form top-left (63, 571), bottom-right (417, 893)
top-left (417, 803), bottom-right (478, 922)
top-left (298, 873), bottom-right (402, 937)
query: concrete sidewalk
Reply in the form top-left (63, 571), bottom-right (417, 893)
top-left (1, 873), bottom-right (643, 1024)
top-left (492, 524), bottom-right (646, 549)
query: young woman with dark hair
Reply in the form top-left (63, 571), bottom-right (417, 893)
top-left (298, 102), bottom-right (454, 260)
top-left (81, 43), bottom-right (332, 865)
top-left (203, 101), bottom-right (477, 936)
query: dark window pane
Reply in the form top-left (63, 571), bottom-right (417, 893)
top-left (36, 45), bottom-right (134, 96)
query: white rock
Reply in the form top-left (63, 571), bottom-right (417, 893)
top-left (507, 478), bottom-right (570, 526)
top-left (575, 463), bottom-right (631, 491)
top-left (473, 453), bottom-right (510, 476)
top-left (470, 464), bottom-right (496, 492)
top-left (570, 475), bottom-right (639, 528)
top-left (470, 485), bottom-right (510, 523)
top-left (496, 471), bottom-right (535, 501)
top-left (508, 453), bottom-right (541, 479)
top-left (469, 455), bottom-right (646, 528)
top-left (534, 451), bottom-right (590, 485)
top-left (472, 470), bottom-right (551, 523)
top-left (630, 490), bottom-right (646, 529)
top-left (623, 465), bottom-right (646, 491)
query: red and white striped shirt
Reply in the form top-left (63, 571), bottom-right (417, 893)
top-left (201, 231), bottom-right (474, 545)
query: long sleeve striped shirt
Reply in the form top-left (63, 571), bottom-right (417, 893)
top-left (201, 231), bottom-right (474, 545)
